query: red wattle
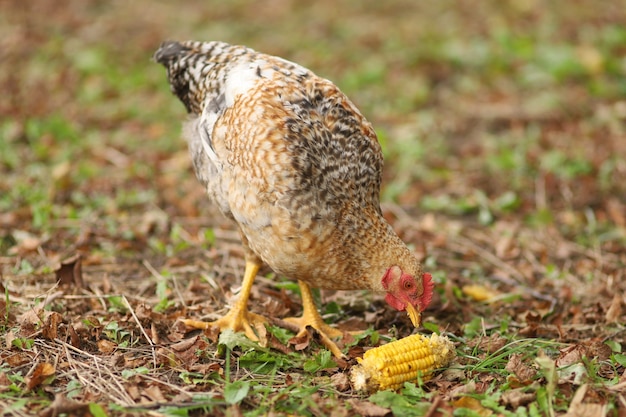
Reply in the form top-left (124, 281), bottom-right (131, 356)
top-left (385, 293), bottom-right (405, 311)
top-left (420, 272), bottom-right (434, 310)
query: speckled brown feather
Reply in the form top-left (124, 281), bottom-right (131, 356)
top-left (154, 40), bottom-right (424, 292)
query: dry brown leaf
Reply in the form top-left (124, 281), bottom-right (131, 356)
top-left (39, 394), bottom-right (88, 417)
top-left (170, 335), bottom-right (201, 352)
top-left (606, 293), bottom-right (623, 323)
top-left (158, 335), bottom-right (210, 368)
top-left (347, 399), bottom-right (390, 417)
top-left (143, 384), bottom-right (166, 403)
top-left (289, 331), bottom-right (312, 352)
top-left (68, 324), bottom-right (81, 347)
top-left (26, 362), bottom-right (55, 390)
top-left (452, 396), bottom-right (492, 416)
top-left (127, 384), bottom-right (140, 401)
top-left (330, 372), bottom-right (350, 391)
top-left (268, 333), bottom-right (293, 355)
top-left (501, 387), bottom-right (536, 408)
top-left (135, 303), bottom-right (155, 321)
top-left (0, 372), bottom-right (11, 392)
top-left (606, 198), bottom-right (625, 227)
top-left (7, 230), bottom-right (42, 255)
top-left (449, 380), bottom-right (477, 397)
top-left (587, 340), bottom-right (613, 361)
top-left (138, 209), bottom-right (170, 236)
top-left (97, 339), bottom-right (117, 354)
top-left (41, 311), bottom-right (63, 341)
top-left (55, 253), bottom-right (84, 288)
top-left (557, 345), bottom-right (585, 368)
top-left (189, 362), bottom-right (222, 375)
top-left (4, 329), bottom-right (16, 349)
top-left (5, 351), bottom-right (32, 367)
top-left (563, 384), bottom-right (608, 417)
top-left (18, 308), bottom-right (43, 327)
top-left (505, 354), bottom-right (537, 384)
top-left (473, 333), bottom-right (508, 354)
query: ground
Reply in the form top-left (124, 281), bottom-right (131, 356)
top-left (1, 1), bottom-right (625, 416)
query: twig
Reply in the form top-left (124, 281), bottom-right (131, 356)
top-left (57, 339), bottom-right (136, 406)
top-left (121, 294), bottom-right (157, 368)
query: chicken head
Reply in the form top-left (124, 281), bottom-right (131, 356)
top-left (381, 265), bottom-right (434, 327)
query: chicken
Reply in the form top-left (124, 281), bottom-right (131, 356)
top-left (154, 40), bottom-right (434, 358)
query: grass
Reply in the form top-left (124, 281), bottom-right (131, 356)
top-left (1, 0), bottom-right (625, 416)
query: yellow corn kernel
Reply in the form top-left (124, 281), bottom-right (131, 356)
top-left (350, 333), bottom-right (455, 392)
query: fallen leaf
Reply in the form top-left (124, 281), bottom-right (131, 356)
top-left (505, 353), bottom-right (537, 384)
top-left (606, 198), bottom-right (625, 227)
top-left (18, 308), bottom-right (43, 327)
top-left (68, 325), bottom-right (81, 347)
top-left (462, 285), bottom-right (499, 302)
top-left (557, 344), bottom-right (585, 367)
top-left (330, 372), bottom-right (350, 391)
top-left (4, 329), bottom-right (16, 349)
top-left (558, 362), bottom-right (587, 385)
top-left (470, 333), bottom-right (507, 354)
top-left (449, 380), bottom-right (477, 397)
top-left (0, 372), bottom-right (11, 392)
top-left (501, 387), bottom-right (536, 408)
top-left (7, 229), bottom-right (42, 255)
top-left (5, 351), bottom-right (32, 367)
top-left (289, 331), bottom-right (312, 352)
top-left (157, 335), bottom-right (210, 368)
top-left (189, 362), bottom-right (222, 375)
top-left (606, 294), bottom-right (623, 323)
top-left (138, 209), bottom-right (169, 237)
top-left (127, 384), bottom-right (140, 401)
top-left (170, 335), bottom-right (201, 352)
top-left (347, 399), bottom-right (390, 417)
top-left (41, 311), bottom-right (63, 341)
top-left (39, 394), bottom-right (88, 417)
top-left (452, 396), bottom-right (492, 416)
top-left (55, 253), bottom-right (84, 289)
top-left (586, 340), bottom-right (612, 361)
top-left (562, 384), bottom-right (608, 417)
top-left (26, 362), bottom-right (55, 390)
top-left (97, 339), bottom-right (117, 354)
top-left (143, 384), bottom-right (166, 403)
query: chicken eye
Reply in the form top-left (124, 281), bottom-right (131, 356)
top-left (403, 280), bottom-right (414, 290)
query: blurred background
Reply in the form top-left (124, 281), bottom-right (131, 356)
top-left (2, 0), bottom-right (625, 226)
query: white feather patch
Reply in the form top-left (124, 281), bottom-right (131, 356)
top-left (223, 61), bottom-right (265, 107)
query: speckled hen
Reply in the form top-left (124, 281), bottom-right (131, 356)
top-left (154, 41), bottom-right (434, 357)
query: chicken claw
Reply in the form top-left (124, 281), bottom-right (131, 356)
top-left (181, 260), bottom-right (268, 343)
top-left (284, 280), bottom-right (345, 358)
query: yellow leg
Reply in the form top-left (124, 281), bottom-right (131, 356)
top-left (285, 280), bottom-right (344, 358)
top-left (182, 260), bottom-right (267, 341)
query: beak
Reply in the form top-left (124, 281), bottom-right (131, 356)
top-left (405, 303), bottom-right (421, 327)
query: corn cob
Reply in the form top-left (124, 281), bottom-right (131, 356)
top-left (350, 333), bottom-right (455, 392)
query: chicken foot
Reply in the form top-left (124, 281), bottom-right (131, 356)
top-left (284, 280), bottom-right (345, 358)
top-left (181, 260), bottom-right (267, 342)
